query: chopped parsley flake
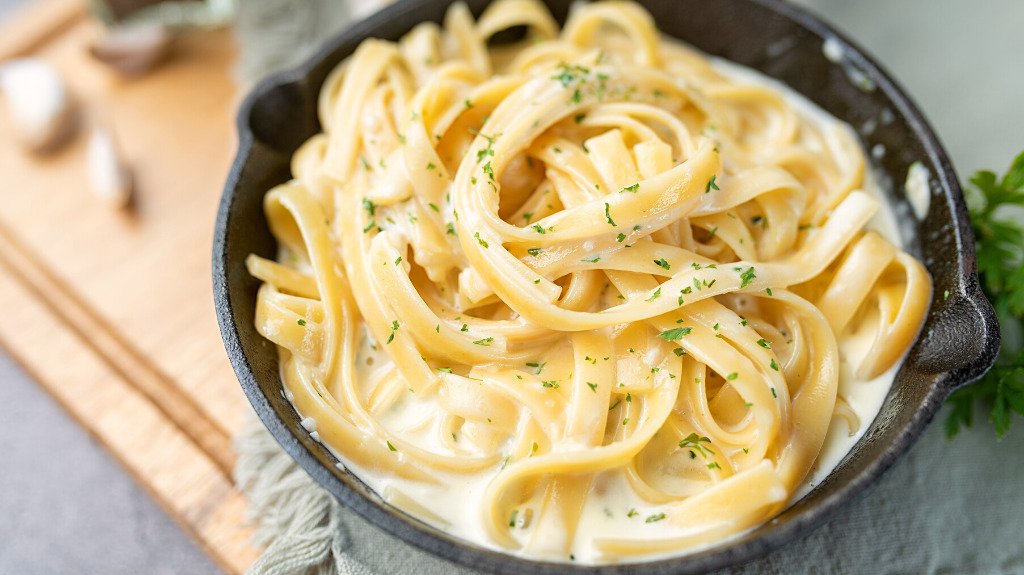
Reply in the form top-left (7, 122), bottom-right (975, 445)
top-left (551, 63), bottom-right (590, 87)
top-left (726, 372), bottom-right (739, 380)
top-left (474, 232), bottom-right (489, 248)
top-left (296, 319), bottom-right (306, 326)
top-left (654, 258), bottom-right (670, 270)
top-left (473, 337), bottom-right (494, 346)
top-left (386, 320), bottom-right (399, 344)
top-left (705, 174), bottom-right (720, 193)
top-left (657, 327), bottom-right (692, 341)
top-left (620, 183), bottom-right (640, 194)
top-left (476, 147), bottom-right (494, 164)
top-left (645, 513), bottom-right (666, 523)
top-left (739, 266), bottom-right (757, 289)
top-left (646, 288), bottom-right (662, 301)
top-left (387, 441), bottom-right (397, 452)
top-left (678, 433), bottom-right (714, 458)
top-left (604, 203), bottom-right (617, 226)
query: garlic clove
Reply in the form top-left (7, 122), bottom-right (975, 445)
top-left (86, 127), bottom-right (133, 208)
top-left (0, 58), bottom-right (76, 152)
top-left (90, 24), bottom-right (172, 76)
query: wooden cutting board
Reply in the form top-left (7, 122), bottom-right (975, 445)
top-left (0, 1), bottom-right (258, 572)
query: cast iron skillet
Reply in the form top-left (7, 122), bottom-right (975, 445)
top-left (214, 0), bottom-right (1000, 572)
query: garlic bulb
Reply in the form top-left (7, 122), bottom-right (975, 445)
top-left (0, 58), bottom-right (76, 152)
top-left (86, 127), bottom-right (133, 208)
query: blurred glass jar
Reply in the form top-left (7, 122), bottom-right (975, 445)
top-left (90, 0), bottom-right (236, 29)
top-left (86, 0), bottom-right (235, 75)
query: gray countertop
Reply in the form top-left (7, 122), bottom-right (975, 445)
top-left (1, 0), bottom-right (1022, 573)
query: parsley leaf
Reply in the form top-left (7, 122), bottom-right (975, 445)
top-left (605, 202), bottom-right (617, 226)
top-left (657, 327), bottom-right (692, 341)
top-left (678, 433), bottom-right (714, 458)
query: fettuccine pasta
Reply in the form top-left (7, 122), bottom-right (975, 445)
top-left (247, 0), bottom-right (931, 563)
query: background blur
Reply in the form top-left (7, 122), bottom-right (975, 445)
top-left (0, 0), bottom-right (1021, 573)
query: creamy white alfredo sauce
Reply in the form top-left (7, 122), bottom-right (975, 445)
top-left (296, 48), bottom-right (913, 565)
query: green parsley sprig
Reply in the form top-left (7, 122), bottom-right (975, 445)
top-left (946, 150), bottom-right (1024, 439)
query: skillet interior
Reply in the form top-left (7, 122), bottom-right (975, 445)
top-left (214, 0), bottom-right (999, 572)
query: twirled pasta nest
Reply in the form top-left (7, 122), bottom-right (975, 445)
top-left (247, 0), bottom-right (931, 563)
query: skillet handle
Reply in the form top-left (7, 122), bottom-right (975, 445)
top-left (913, 270), bottom-right (1000, 397)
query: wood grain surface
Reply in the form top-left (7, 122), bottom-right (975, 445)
top-left (0, 1), bottom-right (258, 572)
